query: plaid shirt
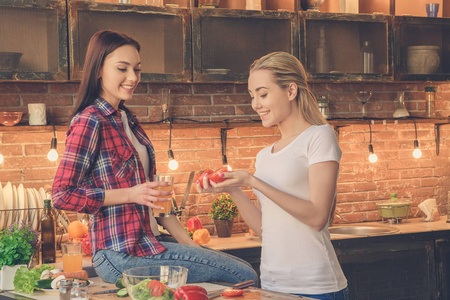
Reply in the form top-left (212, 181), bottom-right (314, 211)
top-left (52, 98), bottom-right (166, 257)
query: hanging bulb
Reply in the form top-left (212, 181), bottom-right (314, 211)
top-left (368, 144), bottom-right (378, 163)
top-left (168, 150), bottom-right (178, 170)
top-left (413, 140), bottom-right (422, 159)
top-left (0, 153), bottom-right (3, 164)
top-left (47, 137), bottom-right (58, 161)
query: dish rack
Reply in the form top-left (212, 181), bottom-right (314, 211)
top-left (0, 208), bottom-right (69, 233)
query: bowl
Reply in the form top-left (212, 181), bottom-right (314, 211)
top-left (407, 46), bottom-right (440, 74)
top-left (0, 112), bottom-right (23, 126)
top-left (0, 52), bottom-right (22, 71)
top-left (123, 266), bottom-right (188, 300)
top-left (376, 200), bottom-right (412, 218)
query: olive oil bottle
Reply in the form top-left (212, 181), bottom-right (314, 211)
top-left (41, 199), bottom-right (56, 263)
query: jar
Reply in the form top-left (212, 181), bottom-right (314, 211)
top-left (317, 95), bottom-right (330, 119)
top-left (70, 279), bottom-right (88, 300)
top-left (425, 86), bottom-right (436, 118)
top-left (59, 279), bottom-right (73, 300)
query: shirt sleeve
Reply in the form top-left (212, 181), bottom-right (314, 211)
top-left (52, 114), bottom-right (105, 214)
top-left (307, 125), bottom-right (342, 166)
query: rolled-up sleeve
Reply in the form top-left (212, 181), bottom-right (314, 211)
top-left (52, 115), bottom-right (104, 214)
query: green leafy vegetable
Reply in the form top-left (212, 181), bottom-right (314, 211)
top-left (13, 264), bottom-right (55, 294)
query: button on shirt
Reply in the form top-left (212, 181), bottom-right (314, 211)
top-left (52, 98), bottom-right (166, 257)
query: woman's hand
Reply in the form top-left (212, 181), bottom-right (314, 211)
top-left (196, 170), bottom-right (251, 194)
top-left (128, 181), bottom-right (173, 210)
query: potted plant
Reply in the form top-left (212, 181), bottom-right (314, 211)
top-left (209, 193), bottom-right (239, 237)
top-left (0, 221), bottom-right (40, 290)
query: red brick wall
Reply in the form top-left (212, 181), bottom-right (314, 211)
top-left (0, 81), bottom-right (449, 233)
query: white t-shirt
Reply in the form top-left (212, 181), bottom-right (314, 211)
top-left (254, 124), bottom-right (347, 295)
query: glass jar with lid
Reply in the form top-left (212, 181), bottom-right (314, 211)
top-left (70, 279), bottom-right (88, 300)
top-left (425, 86), bottom-right (436, 118)
top-left (59, 278), bottom-right (73, 300)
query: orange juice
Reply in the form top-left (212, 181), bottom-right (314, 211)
top-left (62, 253), bottom-right (83, 272)
top-left (153, 185), bottom-right (173, 215)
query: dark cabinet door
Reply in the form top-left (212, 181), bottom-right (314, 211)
top-left (0, 0), bottom-right (68, 80)
top-left (68, 1), bottom-right (192, 82)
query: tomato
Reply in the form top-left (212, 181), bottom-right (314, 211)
top-left (186, 217), bottom-right (203, 232)
top-left (146, 280), bottom-right (166, 297)
top-left (221, 289), bottom-right (245, 297)
top-left (195, 169), bottom-right (213, 188)
top-left (209, 166), bottom-right (229, 184)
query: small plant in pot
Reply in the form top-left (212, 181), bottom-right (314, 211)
top-left (209, 193), bottom-right (239, 237)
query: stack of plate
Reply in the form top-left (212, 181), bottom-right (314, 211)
top-left (0, 181), bottom-right (47, 231)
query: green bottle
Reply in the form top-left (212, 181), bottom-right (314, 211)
top-left (41, 199), bottom-right (56, 263)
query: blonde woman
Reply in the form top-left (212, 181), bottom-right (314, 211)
top-left (197, 52), bottom-right (348, 299)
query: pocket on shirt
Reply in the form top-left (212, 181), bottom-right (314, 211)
top-left (111, 147), bottom-right (135, 179)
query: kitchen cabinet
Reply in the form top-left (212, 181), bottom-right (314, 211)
top-left (192, 8), bottom-right (298, 82)
top-left (68, 1), bottom-right (192, 82)
top-left (0, 0), bottom-right (68, 81)
top-left (394, 16), bottom-right (450, 81)
top-left (300, 11), bottom-right (394, 81)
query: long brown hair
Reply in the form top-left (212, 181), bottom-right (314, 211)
top-left (250, 52), bottom-right (327, 125)
top-left (71, 30), bottom-right (141, 119)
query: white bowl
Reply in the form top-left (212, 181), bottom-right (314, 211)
top-left (407, 45), bottom-right (440, 74)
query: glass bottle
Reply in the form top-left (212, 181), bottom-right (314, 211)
top-left (425, 86), bottom-right (436, 118)
top-left (41, 199), bottom-right (56, 263)
top-left (59, 279), bottom-right (73, 300)
top-left (70, 279), bottom-right (88, 300)
top-left (393, 92), bottom-right (410, 118)
top-left (317, 95), bottom-right (330, 119)
top-left (316, 25), bottom-right (328, 73)
top-left (361, 41), bottom-right (374, 73)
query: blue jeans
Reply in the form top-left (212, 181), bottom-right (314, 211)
top-left (294, 287), bottom-right (349, 300)
top-left (92, 241), bottom-right (259, 285)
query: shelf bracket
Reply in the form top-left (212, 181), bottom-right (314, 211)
top-left (435, 123), bottom-right (450, 156)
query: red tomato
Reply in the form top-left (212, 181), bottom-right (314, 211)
top-left (196, 169), bottom-right (213, 188)
top-left (221, 289), bottom-right (245, 297)
top-left (186, 217), bottom-right (203, 232)
top-left (209, 166), bottom-right (229, 184)
top-left (147, 280), bottom-right (166, 297)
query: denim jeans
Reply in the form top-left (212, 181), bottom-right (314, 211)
top-left (92, 240), bottom-right (259, 285)
top-left (294, 287), bottom-right (349, 300)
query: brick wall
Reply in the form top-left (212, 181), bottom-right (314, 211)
top-left (1, 81), bottom-right (449, 233)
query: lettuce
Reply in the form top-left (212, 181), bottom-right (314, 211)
top-left (13, 264), bottom-right (55, 294)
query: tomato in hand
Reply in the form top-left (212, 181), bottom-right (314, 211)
top-left (147, 280), bottom-right (166, 297)
top-left (209, 166), bottom-right (229, 184)
top-left (196, 169), bottom-right (213, 188)
top-left (221, 289), bottom-right (245, 297)
top-left (186, 217), bottom-right (203, 232)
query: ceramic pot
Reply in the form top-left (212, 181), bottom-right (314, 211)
top-left (407, 46), bottom-right (440, 74)
top-left (301, 0), bottom-right (324, 11)
top-left (214, 219), bottom-right (233, 237)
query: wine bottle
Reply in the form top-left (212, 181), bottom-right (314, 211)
top-left (41, 199), bottom-right (56, 263)
top-left (361, 41), bottom-right (374, 73)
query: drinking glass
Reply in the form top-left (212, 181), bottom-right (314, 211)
top-left (153, 174), bottom-right (174, 217)
top-left (61, 242), bottom-right (83, 272)
top-left (356, 91), bottom-right (373, 118)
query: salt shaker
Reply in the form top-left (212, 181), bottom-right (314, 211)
top-left (70, 279), bottom-right (88, 300)
top-left (59, 279), bottom-right (73, 300)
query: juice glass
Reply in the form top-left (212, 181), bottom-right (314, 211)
top-left (61, 242), bottom-right (83, 272)
top-left (153, 174), bottom-right (174, 217)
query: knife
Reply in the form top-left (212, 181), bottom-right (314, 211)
top-left (176, 171), bottom-right (195, 217)
top-left (207, 280), bottom-right (255, 299)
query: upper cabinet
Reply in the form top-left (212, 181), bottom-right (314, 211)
top-left (68, 1), bottom-right (192, 82)
top-left (394, 16), bottom-right (450, 81)
top-left (0, 0), bottom-right (68, 81)
top-left (192, 8), bottom-right (298, 82)
top-left (300, 12), bottom-right (393, 81)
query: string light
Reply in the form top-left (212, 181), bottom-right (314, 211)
top-left (368, 122), bottom-right (378, 163)
top-left (47, 115), bottom-right (58, 162)
top-left (412, 119), bottom-right (422, 159)
top-left (168, 118), bottom-right (178, 170)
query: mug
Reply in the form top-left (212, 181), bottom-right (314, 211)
top-left (28, 103), bottom-right (47, 126)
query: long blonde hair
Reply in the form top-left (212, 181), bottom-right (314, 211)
top-left (250, 52), bottom-right (327, 125)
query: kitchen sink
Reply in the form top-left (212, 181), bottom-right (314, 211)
top-left (328, 225), bottom-right (399, 236)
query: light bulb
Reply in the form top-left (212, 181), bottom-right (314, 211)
top-left (47, 149), bottom-right (58, 161)
top-left (368, 153), bottom-right (378, 163)
top-left (0, 153), bottom-right (3, 164)
top-left (413, 148), bottom-right (422, 159)
top-left (168, 159), bottom-right (179, 170)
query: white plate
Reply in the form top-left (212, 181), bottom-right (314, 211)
top-left (0, 182), bottom-right (5, 229)
top-left (33, 188), bottom-right (43, 231)
top-left (17, 184), bottom-right (27, 223)
top-left (26, 188), bottom-right (38, 231)
top-left (3, 182), bottom-right (14, 226)
top-left (12, 184), bottom-right (18, 224)
top-left (39, 187), bottom-right (46, 202)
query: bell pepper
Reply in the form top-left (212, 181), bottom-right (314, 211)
top-left (186, 217), bottom-right (203, 232)
top-left (175, 285), bottom-right (208, 300)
